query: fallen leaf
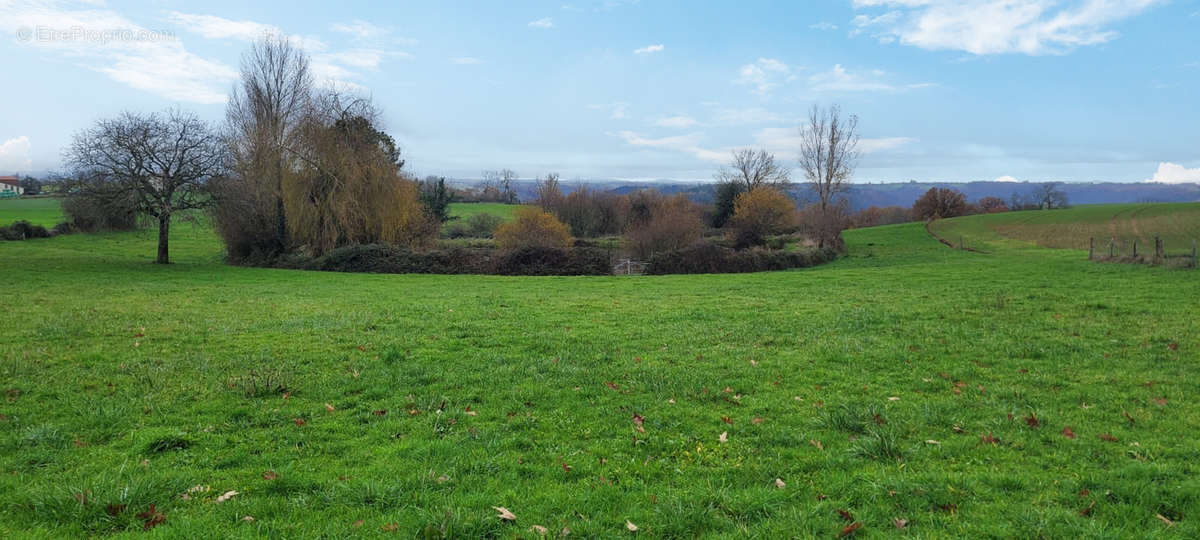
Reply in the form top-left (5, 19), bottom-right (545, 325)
top-left (837, 509), bottom-right (854, 522)
top-left (381, 522), bottom-right (398, 532)
top-left (136, 504), bottom-right (166, 530)
top-left (1025, 413), bottom-right (1040, 428)
top-left (810, 439), bottom-right (824, 451)
top-left (888, 396), bottom-right (900, 401)
top-left (632, 413), bottom-right (645, 433)
top-left (838, 522), bottom-right (862, 537)
top-left (373, 410), bottom-right (387, 416)
top-left (721, 416), bottom-right (733, 425)
top-left (1099, 433), bottom-right (1118, 442)
top-left (775, 478), bottom-right (786, 488)
top-left (242, 516), bottom-right (255, 522)
top-left (605, 381), bottom-right (620, 391)
top-left (1156, 513), bottom-right (1174, 526)
top-left (216, 490), bottom-right (238, 503)
top-left (105, 503), bottom-right (125, 516)
top-left (352, 520), bottom-right (364, 527)
top-left (494, 506), bottom-right (516, 521)
top-left (625, 520), bottom-right (638, 532)
top-left (530, 524), bottom-right (548, 535)
top-left (262, 470), bottom-right (278, 480)
top-left (980, 432), bottom-right (999, 445)
top-left (893, 518), bottom-right (908, 529)
top-left (325, 403), bottom-right (335, 412)
top-left (1080, 501), bottom-right (1095, 517)
top-left (1167, 342), bottom-right (1179, 351)
top-left (1122, 411), bottom-right (1136, 425)
top-left (752, 417), bottom-right (764, 425)
top-left (1061, 426), bottom-right (1077, 439)
top-left (667, 398), bottom-right (675, 404)
top-left (465, 406), bottom-right (477, 416)
top-left (718, 431), bottom-right (728, 443)
top-left (924, 439), bottom-right (941, 445)
top-left (1152, 397), bottom-right (1167, 406)
top-left (293, 418), bottom-right (306, 426)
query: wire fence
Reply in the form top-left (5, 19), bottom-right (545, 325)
top-left (1089, 235), bottom-right (1198, 268)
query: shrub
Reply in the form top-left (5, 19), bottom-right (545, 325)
top-left (644, 241), bottom-right (838, 275)
top-left (495, 207), bottom-right (573, 250)
top-left (976, 196), bottom-right (1009, 213)
top-left (624, 193), bottom-right (705, 259)
top-left (728, 187), bottom-right (796, 248)
top-left (0, 221), bottom-right (52, 241)
top-left (465, 212), bottom-right (503, 238)
top-left (62, 193), bottom-right (139, 232)
top-left (796, 202), bottom-right (849, 251)
top-left (553, 188), bottom-right (630, 237)
top-left (493, 246), bottom-right (612, 276)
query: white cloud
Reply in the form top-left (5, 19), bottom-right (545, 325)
top-left (633, 43), bottom-right (664, 54)
top-left (753, 127), bottom-right (916, 155)
top-left (616, 131), bottom-right (726, 162)
top-left (0, 3), bottom-right (236, 103)
top-left (994, 175), bottom-right (1021, 182)
top-left (450, 57), bottom-right (483, 65)
top-left (0, 136), bottom-right (33, 173)
top-left (329, 20), bottom-right (417, 46)
top-left (528, 17), bottom-right (554, 28)
top-left (809, 64), bottom-right (895, 92)
top-left (735, 58), bottom-right (795, 96)
top-left (710, 107), bottom-right (786, 125)
top-left (1146, 162), bottom-right (1200, 184)
top-left (166, 12), bottom-right (279, 41)
top-left (851, 0), bottom-right (1162, 55)
top-left (654, 115), bottom-right (699, 128)
top-left (810, 22), bottom-right (839, 31)
top-left (589, 102), bottom-right (629, 119)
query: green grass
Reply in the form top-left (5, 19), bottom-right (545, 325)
top-left (930, 203), bottom-right (1200, 255)
top-left (0, 197), bottom-right (67, 226)
top-left (1, 205), bottom-right (1199, 537)
top-left (448, 202), bottom-right (526, 222)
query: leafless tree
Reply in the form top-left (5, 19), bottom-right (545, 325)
top-left (65, 109), bottom-right (226, 264)
top-left (500, 168), bottom-right (519, 203)
top-left (715, 148), bottom-right (791, 192)
top-left (798, 104), bottom-right (859, 212)
top-left (224, 34), bottom-right (313, 252)
top-left (535, 172), bottom-right (563, 211)
top-left (1031, 182), bottom-right (1069, 209)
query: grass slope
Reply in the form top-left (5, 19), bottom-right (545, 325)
top-left (0, 198), bottom-right (66, 227)
top-left (1, 208), bottom-right (1198, 537)
top-left (448, 203), bottom-right (525, 222)
top-left (930, 203), bottom-right (1200, 255)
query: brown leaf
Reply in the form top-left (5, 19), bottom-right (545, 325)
top-left (1099, 433), bottom-right (1119, 442)
top-left (838, 522), bottom-right (862, 537)
top-left (262, 470), bottom-right (278, 480)
top-left (324, 403), bottom-right (335, 412)
top-left (1122, 411), bottom-right (1136, 425)
top-left (373, 410), bottom-right (387, 416)
top-left (1061, 426), bottom-right (1077, 439)
top-left (1167, 342), bottom-right (1179, 351)
top-left (351, 520), bottom-right (364, 528)
top-left (605, 381), bottom-right (620, 391)
top-left (73, 490), bottom-right (89, 505)
top-left (494, 506), bottom-right (516, 521)
top-left (105, 503), bottom-right (126, 516)
top-left (530, 524), bottom-right (549, 535)
top-left (837, 509), bottom-right (854, 522)
top-left (381, 522), bottom-right (398, 532)
top-left (632, 413), bottom-right (645, 433)
top-left (980, 432), bottom-right (999, 445)
top-left (293, 417), bottom-right (306, 426)
top-left (1080, 501), bottom-right (1095, 516)
top-left (408, 409), bottom-right (421, 416)
top-left (625, 520), bottom-right (638, 532)
top-left (810, 439), bottom-right (824, 451)
top-left (721, 416), bottom-right (733, 425)
top-left (893, 518), bottom-right (908, 529)
top-left (752, 417), bottom-right (764, 425)
top-left (1152, 397), bottom-right (1167, 406)
top-left (1024, 413), bottom-right (1040, 428)
top-left (136, 504), bottom-right (166, 530)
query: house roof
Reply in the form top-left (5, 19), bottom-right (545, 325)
top-left (0, 176), bottom-right (19, 186)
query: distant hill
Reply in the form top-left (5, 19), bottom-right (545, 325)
top-left (449, 179), bottom-right (1200, 211)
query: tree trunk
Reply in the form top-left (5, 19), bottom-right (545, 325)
top-left (156, 214), bottom-right (171, 264)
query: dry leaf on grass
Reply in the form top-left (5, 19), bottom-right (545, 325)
top-left (494, 506), bottom-right (516, 521)
top-left (775, 478), bottom-right (786, 488)
top-left (625, 520), bottom-right (638, 532)
top-left (838, 522), bottom-right (862, 537)
top-left (893, 518), bottom-right (908, 529)
top-left (718, 431), bottom-right (728, 443)
top-left (215, 490), bottom-right (238, 503)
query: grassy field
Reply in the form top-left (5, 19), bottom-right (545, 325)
top-left (929, 203), bottom-right (1200, 255)
top-left (1, 201), bottom-right (1198, 537)
top-left (0, 197), bottom-right (67, 226)
top-left (448, 202), bottom-right (526, 222)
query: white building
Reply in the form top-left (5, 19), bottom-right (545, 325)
top-left (0, 176), bottom-right (23, 197)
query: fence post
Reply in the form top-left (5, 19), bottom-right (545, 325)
top-left (1109, 237), bottom-right (1114, 258)
top-left (1089, 237), bottom-right (1094, 260)
top-left (1133, 239), bottom-right (1138, 257)
top-left (1193, 239), bottom-right (1197, 267)
top-left (1155, 235), bottom-right (1162, 258)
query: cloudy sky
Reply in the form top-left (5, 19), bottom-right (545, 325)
top-left (0, 0), bottom-right (1198, 183)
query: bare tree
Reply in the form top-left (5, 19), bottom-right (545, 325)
top-left (66, 109), bottom-right (226, 264)
top-left (224, 34), bottom-right (313, 253)
top-left (535, 172), bottom-right (563, 211)
top-left (798, 104), bottom-right (859, 212)
top-left (500, 168), bottom-right (519, 203)
top-left (715, 148), bottom-right (791, 193)
top-left (1031, 182), bottom-right (1069, 210)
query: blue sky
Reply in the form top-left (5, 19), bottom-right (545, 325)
top-left (1, 0), bottom-right (1198, 184)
